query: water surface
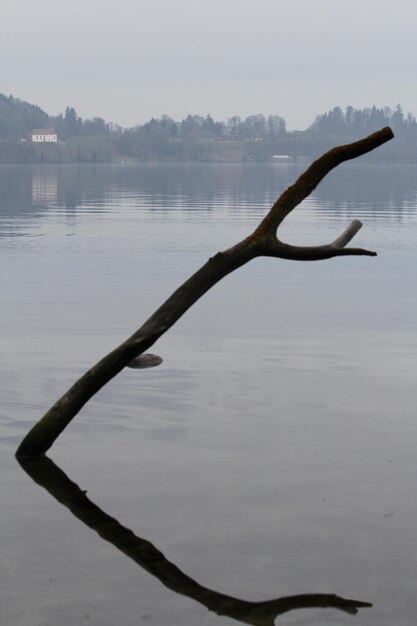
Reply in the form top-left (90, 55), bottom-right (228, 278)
top-left (1, 162), bottom-right (416, 625)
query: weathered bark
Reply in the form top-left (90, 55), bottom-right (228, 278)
top-left (18, 456), bottom-right (373, 625)
top-left (15, 128), bottom-right (394, 458)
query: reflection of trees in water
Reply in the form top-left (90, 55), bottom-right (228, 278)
top-left (19, 456), bottom-right (372, 626)
top-left (313, 163), bottom-right (417, 219)
top-left (0, 163), bottom-right (294, 216)
top-left (32, 171), bottom-right (57, 205)
top-left (56, 165), bottom-right (89, 211)
top-left (0, 166), bottom-right (46, 239)
top-left (2, 162), bottom-right (416, 228)
top-left (115, 163), bottom-right (293, 214)
top-left (0, 166), bottom-right (33, 213)
top-left (53, 163), bottom-right (288, 214)
top-left (58, 163), bottom-right (298, 215)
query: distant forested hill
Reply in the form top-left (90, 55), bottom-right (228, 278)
top-left (0, 93), bottom-right (117, 163)
top-left (306, 105), bottom-right (417, 160)
top-left (1, 93), bottom-right (416, 162)
top-left (0, 93), bottom-right (112, 142)
top-left (0, 94), bottom-right (50, 140)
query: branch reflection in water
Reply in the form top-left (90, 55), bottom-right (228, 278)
top-left (18, 457), bottom-right (372, 626)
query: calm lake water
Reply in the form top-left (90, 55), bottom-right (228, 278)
top-left (1, 162), bottom-right (416, 626)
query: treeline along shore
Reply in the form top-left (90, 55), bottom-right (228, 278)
top-left (1, 93), bottom-right (416, 163)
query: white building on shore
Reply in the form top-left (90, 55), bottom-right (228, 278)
top-left (31, 129), bottom-right (58, 143)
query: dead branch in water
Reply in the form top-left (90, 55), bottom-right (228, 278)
top-left (16, 127), bottom-right (394, 457)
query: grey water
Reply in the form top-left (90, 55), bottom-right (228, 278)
top-left (0, 162), bottom-right (416, 626)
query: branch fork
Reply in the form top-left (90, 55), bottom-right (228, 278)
top-left (259, 218), bottom-right (377, 262)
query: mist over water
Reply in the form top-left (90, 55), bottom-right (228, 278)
top-left (1, 162), bottom-right (416, 625)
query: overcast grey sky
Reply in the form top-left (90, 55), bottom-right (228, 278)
top-left (1, 0), bottom-right (415, 129)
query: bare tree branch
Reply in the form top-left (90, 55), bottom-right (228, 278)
top-left (15, 127), bottom-right (394, 458)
